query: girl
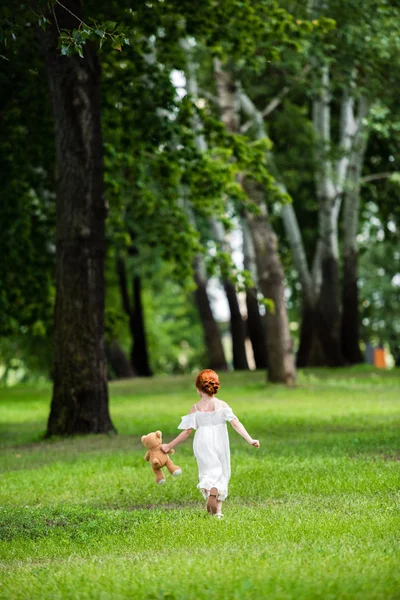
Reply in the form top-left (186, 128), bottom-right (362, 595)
top-left (161, 369), bottom-right (260, 517)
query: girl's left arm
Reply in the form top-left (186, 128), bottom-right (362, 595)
top-left (230, 418), bottom-right (260, 448)
top-left (161, 404), bottom-right (197, 453)
top-left (161, 429), bottom-right (193, 453)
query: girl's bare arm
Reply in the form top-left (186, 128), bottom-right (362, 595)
top-left (230, 418), bottom-right (260, 447)
top-left (161, 428), bottom-right (193, 453)
top-left (161, 405), bottom-right (196, 453)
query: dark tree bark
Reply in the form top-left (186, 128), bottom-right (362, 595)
top-left (246, 288), bottom-right (268, 369)
top-left (40, 1), bottom-right (115, 435)
top-left (341, 249), bottom-right (363, 364)
top-left (105, 340), bottom-right (135, 379)
top-left (193, 260), bottom-right (228, 371)
top-left (317, 256), bottom-right (346, 366)
top-left (131, 274), bottom-right (152, 376)
top-left (297, 303), bottom-right (316, 367)
top-left (116, 256), bottom-right (152, 377)
top-left (223, 280), bottom-right (249, 370)
top-left (244, 182), bottom-right (296, 384)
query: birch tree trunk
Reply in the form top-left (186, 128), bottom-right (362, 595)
top-left (312, 66), bottom-right (345, 366)
top-left (210, 218), bottom-right (249, 370)
top-left (238, 84), bottom-right (315, 370)
top-left (184, 45), bottom-right (248, 370)
top-left (192, 254), bottom-right (228, 371)
top-left (244, 182), bottom-right (296, 383)
top-left (242, 220), bottom-right (268, 369)
top-left (214, 60), bottom-right (296, 383)
top-left (40, 0), bottom-right (115, 435)
top-left (182, 200), bottom-right (228, 371)
top-left (341, 97), bottom-right (369, 364)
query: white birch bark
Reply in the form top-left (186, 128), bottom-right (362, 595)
top-left (238, 86), bottom-right (315, 305)
top-left (313, 65), bottom-right (340, 262)
top-left (183, 43), bottom-right (249, 370)
top-left (242, 218), bottom-right (258, 285)
top-left (343, 96), bottom-right (369, 255)
top-left (215, 63), bottom-right (296, 383)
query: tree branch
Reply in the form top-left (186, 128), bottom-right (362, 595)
top-left (361, 172), bottom-right (399, 184)
top-left (261, 86), bottom-right (290, 117)
top-left (198, 88), bottom-right (219, 105)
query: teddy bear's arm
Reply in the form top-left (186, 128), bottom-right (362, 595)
top-left (144, 450), bottom-right (150, 461)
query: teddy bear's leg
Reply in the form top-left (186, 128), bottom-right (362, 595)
top-left (165, 457), bottom-right (182, 477)
top-left (152, 465), bottom-right (166, 485)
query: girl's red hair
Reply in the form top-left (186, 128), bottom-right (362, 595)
top-left (195, 369), bottom-right (220, 396)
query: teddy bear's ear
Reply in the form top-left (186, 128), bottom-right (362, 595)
top-left (141, 435), bottom-right (146, 443)
top-left (156, 430), bottom-right (162, 438)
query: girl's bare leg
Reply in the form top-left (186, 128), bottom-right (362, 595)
top-left (216, 500), bottom-right (223, 515)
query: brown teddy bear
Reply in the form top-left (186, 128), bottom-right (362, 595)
top-left (141, 430), bottom-right (182, 485)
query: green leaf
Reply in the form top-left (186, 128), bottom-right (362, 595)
top-left (104, 21), bottom-right (117, 31)
top-left (60, 45), bottom-right (72, 56)
top-left (260, 298), bottom-right (275, 314)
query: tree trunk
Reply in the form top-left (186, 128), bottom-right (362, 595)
top-left (131, 274), bottom-right (153, 376)
top-left (242, 219), bottom-right (268, 369)
top-left (312, 66), bottom-right (345, 366)
top-left (341, 249), bottom-right (363, 363)
top-left (223, 279), bottom-right (249, 370)
top-left (193, 257), bottom-right (228, 371)
top-left (341, 96), bottom-right (369, 364)
top-left (297, 302), bottom-right (316, 367)
top-left (244, 182), bottom-right (296, 384)
top-left (183, 200), bottom-right (228, 371)
top-left (316, 255), bottom-right (345, 365)
top-left (105, 340), bottom-right (135, 379)
top-left (214, 60), bottom-right (295, 383)
top-left (183, 47), bottom-right (247, 371)
top-left (116, 256), bottom-right (152, 376)
top-left (245, 288), bottom-right (268, 369)
top-left (40, 1), bottom-right (115, 435)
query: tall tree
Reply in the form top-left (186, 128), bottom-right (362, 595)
top-left (213, 59), bottom-right (296, 384)
top-left (183, 42), bottom-right (249, 370)
top-left (39, 1), bottom-right (114, 435)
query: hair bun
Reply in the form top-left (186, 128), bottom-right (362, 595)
top-left (195, 369), bottom-right (220, 396)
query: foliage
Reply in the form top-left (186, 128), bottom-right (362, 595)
top-left (1, 0), bottom-right (399, 379)
top-left (0, 13), bottom-right (55, 339)
top-left (0, 369), bottom-right (400, 598)
top-left (105, 254), bottom-right (206, 375)
top-left (358, 203), bottom-right (400, 361)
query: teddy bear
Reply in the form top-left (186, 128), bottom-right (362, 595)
top-left (141, 430), bottom-right (182, 485)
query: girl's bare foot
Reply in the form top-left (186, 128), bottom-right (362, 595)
top-left (207, 487), bottom-right (218, 514)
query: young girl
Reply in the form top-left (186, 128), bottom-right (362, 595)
top-left (161, 369), bottom-right (260, 517)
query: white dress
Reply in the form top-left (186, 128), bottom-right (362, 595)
top-left (178, 399), bottom-right (237, 501)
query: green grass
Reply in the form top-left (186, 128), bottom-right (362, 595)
top-left (0, 367), bottom-right (399, 600)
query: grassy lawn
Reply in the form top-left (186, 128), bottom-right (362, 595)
top-left (0, 367), bottom-right (399, 599)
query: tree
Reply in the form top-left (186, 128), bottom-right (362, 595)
top-left (39, 0), bottom-right (115, 435)
top-left (213, 59), bottom-right (296, 384)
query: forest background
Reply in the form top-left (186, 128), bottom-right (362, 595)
top-left (1, 0), bottom-right (399, 432)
